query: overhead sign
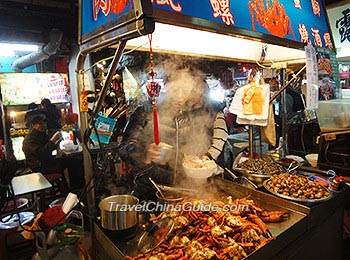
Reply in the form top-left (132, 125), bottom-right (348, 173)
top-left (326, 3), bottom-right (350, 58)
top-left (79, 0), bottom-right (154, 44)
top-left (152, 0), bottom-right (333, 49)
top-left (0, 73), bottom-right (69, 105)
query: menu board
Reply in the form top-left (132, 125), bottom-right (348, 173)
top-left (0, 73), bottom-right (69, 105)
top-left (305, 45), bottom-right (319, 109)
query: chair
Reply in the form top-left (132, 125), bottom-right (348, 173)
top-left (38, 173), bottom-right (69, 211)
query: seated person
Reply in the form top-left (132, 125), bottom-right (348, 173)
top-left (24, 102), bottom-right (46, 128)
top-left (22, 116), bottom-right (62, 174)
top-left (22, 116), bottom-right (84, 190)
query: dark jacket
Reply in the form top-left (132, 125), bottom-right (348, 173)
top-left (22, 129), bottom-right (58, 172)
top-left (44, 105), bottom-right (61, 131)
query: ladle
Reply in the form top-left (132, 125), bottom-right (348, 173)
top-left (149, 177), bottom-right (165, 198)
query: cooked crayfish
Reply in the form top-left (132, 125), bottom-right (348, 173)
top-left (124, 196), bottom-right (289, 259)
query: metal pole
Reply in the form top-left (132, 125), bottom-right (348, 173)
top-left (249, 125), bottom-right (254, 159)
top-left (75, 41), bottom-right (127, 230)
top-left (75, 52), bottom-right (97, 229)
top-left (91, 40), bottom-right (127, 122)
top-left (270, 65), bottom-right (306, 104)
top-left (280, 67), bottom-right (288, 156)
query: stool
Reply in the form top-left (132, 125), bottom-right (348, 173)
top-left (38, 173), bottom-right (69, 211)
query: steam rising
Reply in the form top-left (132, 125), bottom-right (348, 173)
top-left (141, 56), bottom-right (217, 189)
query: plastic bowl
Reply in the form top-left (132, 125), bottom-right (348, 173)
top-left (305, 153), bottom-right (318, 167)
top-left (182, 161), bottom-right (217, 183)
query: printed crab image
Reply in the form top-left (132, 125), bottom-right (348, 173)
top-left (110, 0), bottom-right (129, 15)
top-left (249, 0), bottom-right (296, 40)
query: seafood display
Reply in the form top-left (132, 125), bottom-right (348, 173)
top-left (236, 157), bottom-right (285, 175)
top-left (318, 57), bottom-right (333, 75)
top-left (248, 0), bottom-right (296, 40)
top-left (123, 197), bottom-right (289, 260)
top-left (264, 173), bottom-right (330, 201)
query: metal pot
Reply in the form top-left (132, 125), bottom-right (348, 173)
top-left (98, 195), bottom-right (139, 231)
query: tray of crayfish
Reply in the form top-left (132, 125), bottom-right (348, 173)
top-left (122, 179), bottom-right (308, 260)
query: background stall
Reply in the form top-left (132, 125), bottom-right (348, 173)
top-left (75, 0), bottom-right (342, 259)
top-left (0, 72), bottom-right (72, 162)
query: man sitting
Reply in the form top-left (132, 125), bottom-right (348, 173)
top-left (22, 116), bottom-right (62, 174)
top-left (22, 116), bottom-right (84, 191)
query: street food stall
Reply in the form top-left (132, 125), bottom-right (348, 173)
top-left (75, 0), bottom-right (346, 259)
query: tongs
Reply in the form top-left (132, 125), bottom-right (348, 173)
top-left (225, 168), bottom-right (258, 189)
top-left (285, 161), bottom-right (301, 174)
top-left (149, 177), bottom-right (198, 195)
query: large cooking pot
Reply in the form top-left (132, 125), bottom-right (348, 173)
top-left (98, 195), bottom-right (139, 231)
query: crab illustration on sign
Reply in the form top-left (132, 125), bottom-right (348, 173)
top-left (248, 0), bottom-right (296, 40)
top-left (110, 0), bottom-right (130, 15)
top-left (93, 0), bottom-right (130, 20)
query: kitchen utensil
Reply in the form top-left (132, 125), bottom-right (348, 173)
top-left (285, 161), bottom-right (301, 173)
top-left (98, 195), bottom-right (139, 231)
top-left (149, 177), bottom-right (165, 199)
top-left (224, 168), bottom-right (258, 189)
top-left (155, 184), bottom-right (198, 195)
top-left (138, 216), bottom-right (174, 254)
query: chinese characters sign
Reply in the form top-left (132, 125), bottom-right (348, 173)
top-left (151, 0), bottom-right (332, 47)
top-left (305, 45), bottom-right (319, 109)
top-left (81, 0), bottom-right (333, 48)
top-left (0, 73), bottom-right (69, 105)
top-left (327, 3), bottom-right (350, 58)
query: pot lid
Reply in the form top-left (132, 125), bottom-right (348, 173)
top-left (137, 216), bottom-right (174, 254)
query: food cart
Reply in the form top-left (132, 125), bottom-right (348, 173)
top-left (76, 0), bottom-right (344, 259)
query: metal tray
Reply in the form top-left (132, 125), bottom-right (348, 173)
top-left (233, 167), bottom-right (272, 187)
top-left (263, 179), bottom-right (332, 205)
